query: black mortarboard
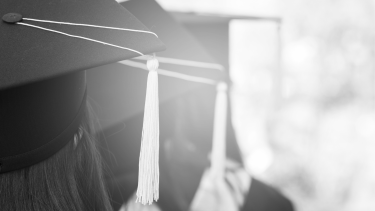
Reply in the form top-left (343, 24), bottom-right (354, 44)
top-left (0, 0), bottom-right (164, 174)
top-left (86, 0), bottom-right (226, 209)
top-left (171, 12), bottom-right (281, 79)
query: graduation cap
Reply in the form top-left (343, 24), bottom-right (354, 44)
top-left (173, 12), bottom-right (295, 211)
top-left (0, 0), bottom-right (164, 193)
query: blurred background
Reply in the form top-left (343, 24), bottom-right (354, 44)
top-left (137, 0), bottom-right (375, 210)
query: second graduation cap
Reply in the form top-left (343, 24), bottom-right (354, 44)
top-left (173, 12), bottom-right (295, 211)
top-left (0, 0), bottom-right (164, 199)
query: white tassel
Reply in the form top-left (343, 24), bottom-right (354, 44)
top-left (210, 82), bottom-right (228, 179)
top-left (136, 55), bottom-right (159, 205)
top-left (190, 82), bottom-right (229, 211)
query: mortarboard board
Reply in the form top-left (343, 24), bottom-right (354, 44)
top-left (170, 12), bottom-right (281, 71)
top-left (86, 0), bottom-right (227, 209)
top-left (172, 11), bottom-right (283, 107)
top-left (0, 0), bottom-right (165, 177)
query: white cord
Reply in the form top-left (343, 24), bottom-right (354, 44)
top-left (134, 56), bottom-right (224, 71)
top-left (17, 22), bottom-right (144, 56)
top-left (22, 18), bottom-right (158, 38)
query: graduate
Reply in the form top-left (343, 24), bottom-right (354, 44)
top-left (0, 0), bottom-right (164, 210)
top-left (171, 10), bottom-right (295, 211)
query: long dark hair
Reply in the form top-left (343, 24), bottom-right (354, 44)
top-left (0, 102), bottom-right (113, 211)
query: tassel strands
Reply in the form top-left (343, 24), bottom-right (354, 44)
top-left (190, 82), bottom-right (229, 211)
top-left (210, 82), bottom-right (228, 179)
top-left (136, 55), bottom-right (160, 205)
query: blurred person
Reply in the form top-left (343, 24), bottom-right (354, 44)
top-left (166, 10), bottom-right (294, 211)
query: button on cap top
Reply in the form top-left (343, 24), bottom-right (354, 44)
top-left (2, 13), bottom-right (22, 23)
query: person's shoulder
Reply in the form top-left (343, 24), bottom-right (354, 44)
top-left (242, 178), bottom-right (294, 211)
